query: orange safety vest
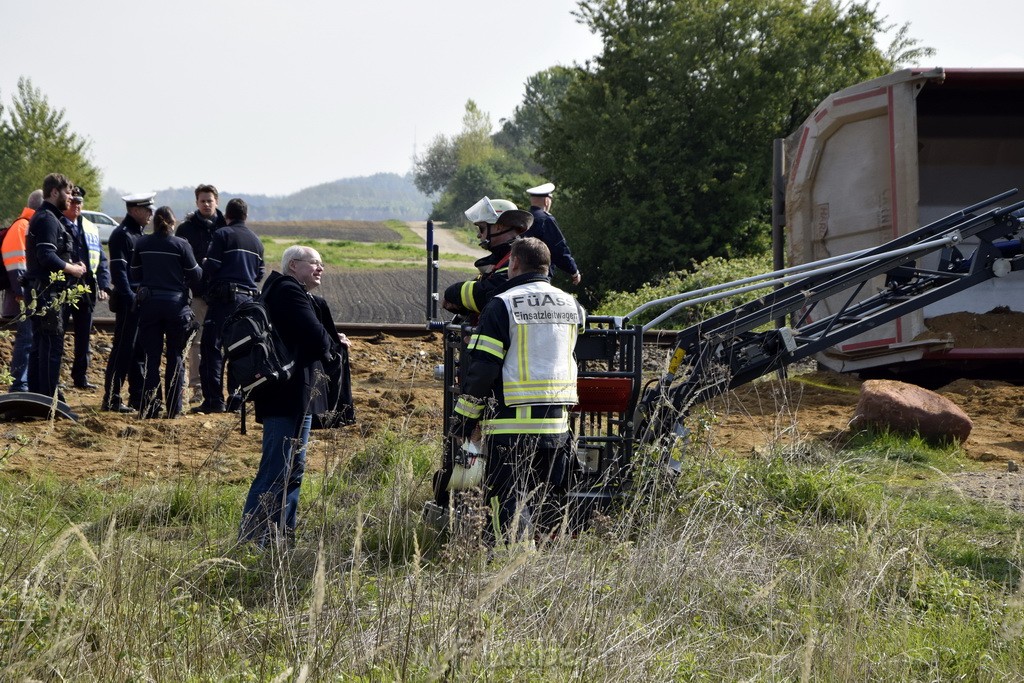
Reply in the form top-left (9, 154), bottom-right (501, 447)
top-left (2, 207), bottom-right (34, 273)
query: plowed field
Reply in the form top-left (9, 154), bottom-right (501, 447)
top-left (317, 270), bottom-right (466, 324)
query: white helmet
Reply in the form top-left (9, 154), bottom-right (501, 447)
top-left (465, 196), bottom-right (534, 248)
top-left (447, 440), bottom-right (487, 491)
top-left (464, 196), bottom-right (519, 225)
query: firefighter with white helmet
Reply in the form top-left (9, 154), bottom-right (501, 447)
top-left (442, 196), bottom-right (533, 318)
top-left (447, 236), bottom-right (586, 544)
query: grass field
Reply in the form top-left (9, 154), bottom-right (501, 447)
top-left (259, 219), bottom-right (477, 272)
top-left (249, 219), bottom-right (405, 242)
top-left (2, 423), bottom-right (1023, 680)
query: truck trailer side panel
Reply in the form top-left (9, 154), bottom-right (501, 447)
top-left (784, 68), bottom-right (1024, 371)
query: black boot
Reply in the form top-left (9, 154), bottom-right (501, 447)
top-left (101, 396), bottom-right (133, 413)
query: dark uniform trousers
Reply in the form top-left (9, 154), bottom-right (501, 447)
top-left (64, 297), bottom-right (95, 386)
top-left (200, 289), bottom-right (254, 410)
top-left (27, 297), bottom-right (66, 399)
top-left (103, 305), bottom-right (144, 409)
top-left (138, 291), bottom-right (197, 418)
top-left (484, 430), bottom-right (573, 544)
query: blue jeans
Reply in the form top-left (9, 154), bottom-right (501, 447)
top-left (239, 413), bottom-right (312, 546)
top-left (8, 316), bottom-right (32, 392)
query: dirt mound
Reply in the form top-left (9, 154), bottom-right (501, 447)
top-left (920, 309), bottom-right (1024, 347)
top-left (705, 369), bottom-right (1024, 466)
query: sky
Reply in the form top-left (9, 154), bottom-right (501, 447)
top-left (2, 0), bottom-right (1022, 197)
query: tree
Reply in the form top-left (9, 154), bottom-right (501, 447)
top-left (493, 66), bottom-right (578, 171)
top-left (0, 78), bottom-right (101, 222)
top-left (454, 100), bottom-right (495, 167)
top-left (412, 133), bottom-right (458, 196)
top-left (538, 0), bottom-right (931, 303)
top-left (414, 100), bottom-right (546, 225)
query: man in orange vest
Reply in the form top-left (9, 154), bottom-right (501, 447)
top-left (2, 189), bottom-right (44, 392)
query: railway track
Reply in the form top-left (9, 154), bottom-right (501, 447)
top-left (91, 317), bottom-right (437, 339)
top-left (90, 317), bottom-right (679, 345)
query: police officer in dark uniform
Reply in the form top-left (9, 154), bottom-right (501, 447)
top-left (196, 197), bottom-right (264, 413)
top-left (176, 183), bottom-right (226, 404)
top-left (24, 173), bottom-right (86, 399)
top-left (102, 192), bottom-right (154, 413)
top-left (131, 206), bottom-right (203, 418)
top-left (524, 183), bottom-right (581, 285)
top-left (62, 186), bottom-right (111, 390)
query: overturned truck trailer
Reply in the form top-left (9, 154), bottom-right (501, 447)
top-left (782, 67), bottom-right (1024, 372)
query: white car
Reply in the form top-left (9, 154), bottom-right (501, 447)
top-left (81, 210), bottom-right (119, 243)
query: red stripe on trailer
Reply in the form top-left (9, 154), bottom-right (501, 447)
top-left (887, 84), bottom-right (903, 344)
top-left (833, 86), bottom-right (887, 107)
top-left (840, 336), bottom-right (898, 352)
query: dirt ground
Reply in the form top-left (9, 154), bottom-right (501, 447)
top-left (0, 330), bottom-right (447, 486)
top-left (2, 330), bottom-right (1022, 511)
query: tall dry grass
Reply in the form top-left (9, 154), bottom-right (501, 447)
top-left (2, 384), bottom-right (1024, 681)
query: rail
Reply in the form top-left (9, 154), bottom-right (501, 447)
top-left (85, 318), bottom-right (682, 345)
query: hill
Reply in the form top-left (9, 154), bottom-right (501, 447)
top-left (100, 172), bottom-right (433, 222)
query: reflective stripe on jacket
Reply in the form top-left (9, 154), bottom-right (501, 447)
top-left (81, 217), bottom-right (102, 276)
top-left (491, 279), bottom-right (583, 407)
top-left (482, 405), bottom-right (569, 436)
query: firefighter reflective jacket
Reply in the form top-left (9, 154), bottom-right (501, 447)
top-left (81, 217), bottom-right (103, 278)
top-left (454, 273), bottom-right (585, 436)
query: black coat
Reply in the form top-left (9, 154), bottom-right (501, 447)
top-left (526, 205), bottom-right (579, 277)
top-left (202, 222), bottom-right (264, 292)
top-left (310, 294), bottom-right (355, 427)
top-left (25, 202), bottom-right (74, 282)
top-left (176, 209), bottom-right (226, 295)
top-left (176, 209), bottom-right (226, 264)
top-left (253, 271), bottom-right (334, 421)
top-left (131, 233), bottom-right (202, 294)
top-left (442, 241), bottom-right (513, 315)
top-left (107, 214), bottom-right (146, 310)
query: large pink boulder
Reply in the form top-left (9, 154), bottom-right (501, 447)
top-left (852, 379), bottom-right (972, 443)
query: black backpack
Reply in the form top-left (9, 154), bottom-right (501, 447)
top-left (221, 282), bottom-right (295, 402)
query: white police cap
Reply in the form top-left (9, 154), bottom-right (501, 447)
top-left (122, 191), bottom-right (156, 208)
top-left (526, 182), bottom-right (555, 196)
